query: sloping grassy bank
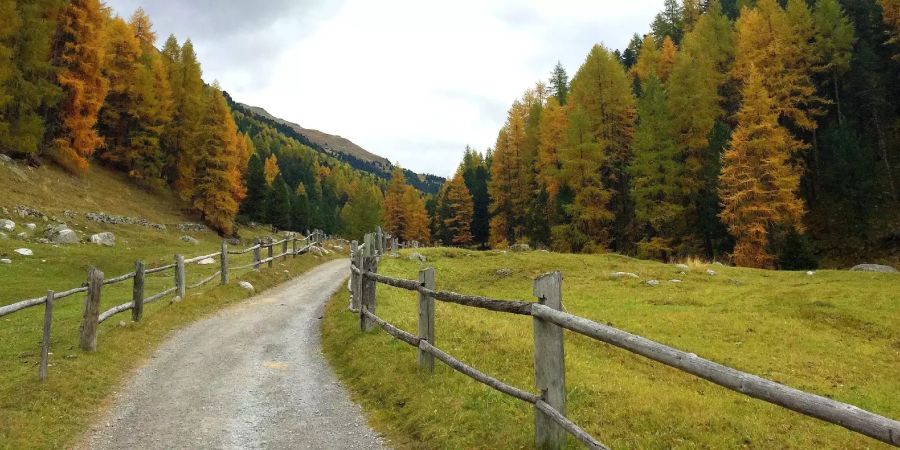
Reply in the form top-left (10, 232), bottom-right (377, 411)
top-left (322, 248), bottom-right (899, 449)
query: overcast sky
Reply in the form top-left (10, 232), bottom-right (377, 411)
top-left (103, 0), bottom-right (661, 176)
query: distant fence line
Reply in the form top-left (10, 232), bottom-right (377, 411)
top-left (1, 230), bottom-right (327, 382)
top-left (346, 228), bottom-right (900, 449)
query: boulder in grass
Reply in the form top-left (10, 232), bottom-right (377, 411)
top-left (509, 243), bottom-right (531, 252)
top-left (45, 224), bottom-right (78, 244)
top-left (90, 232), bottom-right (115, 246)
top-left (181, 235), bottom-right (199, 245)
top-left (610, 272), bottom-right (639, 279)
top-left (239, 281), bottom-right (255, 293)
top-left (15, 248), bottom-right (33, 256)
top-left (674, 263), bottom-right (690, 270)
top-left (0, 219), bottom-right (14, 231)
top-left (408, 252), bottom-right (427, 262)
top-left (646, 279), bottom-right (660, 286)
top-left (1, 258), bottom-right (11, 264)
top-left (849, 264), bottom-right (898, 273)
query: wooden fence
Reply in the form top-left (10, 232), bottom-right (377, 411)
top-left (1, 230), bottom-right (327, 381)
top-left (347, 230), bottom-right (900, 449)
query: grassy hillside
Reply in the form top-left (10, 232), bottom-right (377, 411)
top-left (0, 159), bottom-right (341, 448)
top-left (322, 248), bottom-right (899, 449)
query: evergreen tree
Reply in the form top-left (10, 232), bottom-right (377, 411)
top-left (622, 33), bottom-right (644, 69)
top-left (650, 0), bottom-right (685, 44)
top-left (340, 181), bottom-right (383, 240)
top-left (266, 174), bottom-right (292, 230)
top-left (881, 0), bottom-right (900, 60)
top-left (240, 153), bottom-right (268, 222)
top-left (291, 183), bottom-right (311, 232)
top-left (51, 0), bottom-right (108, 173)
top-left (458, 147), bottom-right (491, 247)
top-left (548, 61), bottom-right (569, 105)
top-left (719, 67), bottom-right (805, 268)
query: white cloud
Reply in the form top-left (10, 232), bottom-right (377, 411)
top-left (105, 0), bottom-right (662, 176)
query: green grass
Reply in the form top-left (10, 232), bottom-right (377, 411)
top-left (0, 161), bottom-right (342, 448)
top-left (322, 248), bottom-right (900, 449)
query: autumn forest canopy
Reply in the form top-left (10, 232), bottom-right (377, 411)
top-left (2, 0), bottom-right (899, 268)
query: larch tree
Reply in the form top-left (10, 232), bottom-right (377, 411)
top-left (632, 34), bottom-right (660, 83)
top-left (880, 0), bottom-right (900, 60)
top-left (264, 153), bottom-right (280, 185)
top-left (629, 75), bottom-right (684, 259)
top-left (51, 0), bottom-right (108, 173)
top-left (567, 44), bottom-right (636, 251)
top-left (340, 180), bottom-right (383, 240)
top-left (658, 35), bottom-right (678, 81)
top-left (537, 96), bottom-right (567, 199)
top-left (165, 38), bottom-right (204, 197)
top-left (442, 174), bottom-right (474, 246)
top-left (719, 67), bottom-right (805, 268)
top-left (0, 0), bottom-right (17, 147)
top-left (383, 166), bottom-right (408, 240)
top-left (403, 186), bottom-right (431, 244)
top-left (97, 18), bottom-right (141, 169)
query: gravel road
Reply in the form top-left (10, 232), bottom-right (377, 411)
top-left (83, 259), bottom-right (387, 450)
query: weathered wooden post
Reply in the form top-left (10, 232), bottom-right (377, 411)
top-left (349, 240), bottom-right (359, 311)
top-left (292, 237), bottom-right (297, 258)
top-left (375, 227), bottom-right (383, 255)
top-left (39, 290), bottom-right (54, 381)
top-left (359, 255), bottom-right (378, 332)
top-left (220, 241), bottom-right (229, 285)
top-left (532, 271), bottom-right (566, 449)
top-left (132, 261), bottom-right (145, 321)
top-left (417, 268), bottom-right (436, 373)
top-left (253, 239), bottom-right (261, 270)
top-left (364, 233), bottom-right (374, 257)
top-left (353, 244), bottom-right (365, 312)
top-left (80, 268), bottom-right (103, 352)
top-left (282, 238), bottom-right (288, 259)
top-left (267, 237), bottom-right (274, 268)
top-left (175, 254), bottom-right (185, 301)
top-left (392, 238), bottom-right (398, 253)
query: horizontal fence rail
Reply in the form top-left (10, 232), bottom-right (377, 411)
top-left (347, 229), bottom-right (900, 449)
top-left (2, 230), bottom-right (329, 382)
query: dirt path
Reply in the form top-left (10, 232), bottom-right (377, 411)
top-left (83, 259), bottom-right (387, 449)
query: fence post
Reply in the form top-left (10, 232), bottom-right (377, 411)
top-left (359, 255), bottom-right (378, 332)
top-left (267, 237), bottom-right (274, 268)
top-left (253, 239), bottom-right (261, 270)
top-left (39, 290), bottom-right (54, 381)
top-left (392, 238), bottom-right (398, 254)
top-left (175, 254), bottom-right (185, 301)
top-left (132, 261), bottom-right (145, 321)
top-left (350, 240), bottom-right (360, 311)
top-left (282, 238), bottom-right (288, 259)
top-left (292, 238), bottom-right (297, 258)
top-left (532, 271), bottom-right (566, 449)
top-left (376, 227), bottom-right (383, 255)
top-left (417, 268), bottom-right (435, 373)
top-left (220, 241), bottom-right (228, 285)
top-left (80, 268), bottom-right (103, 352)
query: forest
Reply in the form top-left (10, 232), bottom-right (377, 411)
top-left (0, 0), bottom-right (389, 237)
top-left (423, 0), bottom-right (900, 268)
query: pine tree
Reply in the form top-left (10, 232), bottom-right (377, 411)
top-left (51, 0), bottom-right (108, 172)
top-left (97, 17), bottom-right (142, 170)
top-left (442, 174), bottom-right (474, 246)
top-left (266, 174), bottom-right (292, 230)
top-left (458, 147), bottom-right (491, 247)
top-left (719, 67), bottom-right (805, 268)
top-left (813, 0), bottom-right (855, 124)
top-left (240, 153), bottom-right (268, 222)
top-left (629, 75), bottom-right (684, 259)
top-left (548, 61), bottom-right (569, 105)
top-left (291, 183), bottom-right (311, 232)
top-left (651, 0), bottom-right (685, 44)
top-left (622, 33), bottom-right (643, 69)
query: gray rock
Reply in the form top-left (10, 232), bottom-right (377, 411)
top-left (239, 281), bottom-right (255, 293)
top-left (25, 223), bottom-right (36, 230)
top-left (509, 243), bottom-right (531, 252)
top-left (0, 154), bottom-right (11, 162)
top-left (409, 252), bottom-right (427, 262)
top-left (495, 268), bottom-right (512, 278)
top-left (706, 269), bottom-right (717, 276)
top-left (674, 263), bottom-right (690, 270)
top-left (0, 258), bottom-right (11, 264)
top-left (176, 222), bottom-right (207, 232)
top-left (90, 232), bottom-right (116, 246)
top-left (16, 232), bottom-right (26, 239)
top-left (669, 279), bottom-right (682, 283)
top-left (806, 271), bottom-right (815, 276)
top-left (610, 272), bottom-right (639, 279)
top-left (646, 279), bottom-right (660, 286)
top-left (181, 235), bottom-right (200, 245)
top-left (197, 257), bottom-right (216, 265)
top-left (86, 212), bottom-right (166, 230)
top-left (849, 264), bottom-right (898, 273)
top-left (0, 219), bottom-right (14, 231)
top-left (14, 248), bottom-right (33, 256)
top-left (45, 224), bottom-right (78, 244)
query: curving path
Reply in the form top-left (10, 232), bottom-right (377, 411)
top-left (83, 259), bottom-right (387, 450)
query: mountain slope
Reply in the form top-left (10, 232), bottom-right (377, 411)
top-left (226, 97), bottom-right (444, 195)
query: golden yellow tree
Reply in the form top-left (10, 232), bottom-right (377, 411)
top-left (52, 0), bottom-right (108, 173)
top-left (403, 186), bottom-right (431, 244)
top-left (383, 166), bottom-right (408, 239)
top-left (631, 34), bottom-right (660, 83)
top-left (443, 173), bottom-right (474, 246)
top-left (537, 96), bottom-right (567, 199)
top-left (264, 154), bottom-right (280, 186)
top-left (658, 35), bottom-right (678, 81)
top-left (719, 67), bottom-right (805, 268)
